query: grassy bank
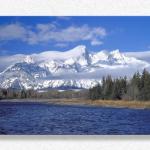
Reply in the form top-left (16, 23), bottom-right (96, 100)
top-left (1, 98), bottom-right (150, 109)
top-left (46, 99), bottom-right (150, 109)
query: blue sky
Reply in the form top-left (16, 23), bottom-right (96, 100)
top-left (0, 16), bottom-right (150, 55)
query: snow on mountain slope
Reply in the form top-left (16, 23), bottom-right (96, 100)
top-left (37, 79), bottom-right (101, 90)
top-left (35, 45), bottom-right (88, 61)
top-left (90, 50), bottom-right (108, 64)
top-left (38, 45), bottom-right (90, 74)
top-left (0, 61), bottom-right (50, 89)
top-left (0, 45), bottom-right (149, 90)
top-left (39, 60), bottom-right (79, 74)
top-left (0, 54), bottom-right (25, 72)
top-left (90, 49), bottom-right (149, 70)
top-left (39, 46), bottom-right (149, 74)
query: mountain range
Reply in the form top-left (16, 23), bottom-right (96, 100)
top-left (0, 45), bottom-right (150, 90)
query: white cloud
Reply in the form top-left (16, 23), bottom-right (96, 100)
top-left (36, 23), bottom-right (56, 32)
top-left (125, 51), bottom-right (150, 63)
top-left (28, 24), bottom-right (107, 44)
top-left (0, 23), bottom-right (107, 46)
top-left (91, 39), bottom-right (103, 46)
top-left (55, 43), bottom-right (68, 48)
top-left (0, 23), bottom-right (27, 41)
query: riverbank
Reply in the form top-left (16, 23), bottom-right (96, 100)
top-left (47, 99), bottom-right (150, 109)
top-left (1, 98), bottom-right (150, 109)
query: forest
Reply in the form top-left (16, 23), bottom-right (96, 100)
top-left (0, 88), bottom-right (88, 100)
top-left (89, 69), bottom-right (150, 101)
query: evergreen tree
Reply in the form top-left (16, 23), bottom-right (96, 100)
top-left (104, 75), bottom-right (113, 99)
top-left (112, 79), bottom-right (122, 100)
top-left (140, 69), bottom-right (150, 100)
top-left (89, 84), bottom-right (102, 100)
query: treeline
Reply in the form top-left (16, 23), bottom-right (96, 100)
top-left (0, 89), bottom-right (37, 99)
top-left (0, 88), bottom-right (88, 100)
top-left (89, 69), bottom-right (150, 101)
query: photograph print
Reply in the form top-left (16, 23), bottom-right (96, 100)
top-left (0, 16), bottom-right (150, 134)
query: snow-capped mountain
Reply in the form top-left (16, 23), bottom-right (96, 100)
top-left (0, 61), bottom-right (50, 89)
top-left (0, 45), bottom-right (149, 90)
top-left (38, 45), bottom-right (90, 74)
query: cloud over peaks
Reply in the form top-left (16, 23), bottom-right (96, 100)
top-left (0, 23), bottom-right (27, 41)
top-left (0, 23), bottom-right (107, 46)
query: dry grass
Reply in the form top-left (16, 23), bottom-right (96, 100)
top-left (91, 99), bottom-right (150, 109)
top-left (47, 98), bottom-right (150, 109)
top-left (2, 98), bottom-right (150, 109)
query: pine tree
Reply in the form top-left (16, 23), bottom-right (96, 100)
top-left (104, 75), bottom-right (113, 99)
top-left (112, 79), bottom-right (122, 100)
top-left (140, 69), bottom-right (150, 100)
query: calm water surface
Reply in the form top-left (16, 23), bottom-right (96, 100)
top-left (0, 101), bottom-right (150, 134)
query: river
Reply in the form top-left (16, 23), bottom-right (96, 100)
top-left (0, 101), bottom-right (150, 134)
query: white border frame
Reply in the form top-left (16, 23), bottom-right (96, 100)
top-left (0, 135), bottom-right (150, 150)
top-left (0, 0), bottom-right (150, 149)
top-left (0, 0), bottom-right (150, 16)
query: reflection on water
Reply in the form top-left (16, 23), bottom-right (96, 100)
top-left (0, 101), bottom-right (150, 134)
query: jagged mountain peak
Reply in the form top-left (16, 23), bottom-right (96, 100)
top-left (63, 45), bottom-right (89, 62)
top-left (110, 49), bottom-right (124, 59)
top-left (68, 45), bottom-right (87, 54)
